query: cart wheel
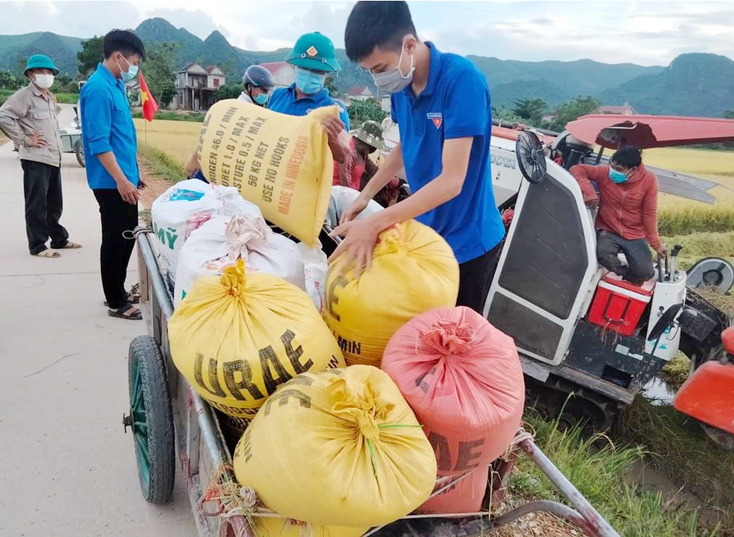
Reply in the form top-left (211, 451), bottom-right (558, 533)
top-left (74, 139), bottom-right (85, 167)
top-left (126, 335), bottom-right (175, 504)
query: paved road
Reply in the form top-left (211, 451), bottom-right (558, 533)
top-left (0, 104), bottom-right (196, 537)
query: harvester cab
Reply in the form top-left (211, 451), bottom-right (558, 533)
top-left (486, 130), bottom-right (692, 430)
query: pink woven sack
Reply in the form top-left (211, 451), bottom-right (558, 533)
top-left (419, 464), bottom-right (489, 514)
top-left (382, 307), bottom-right (524, 475)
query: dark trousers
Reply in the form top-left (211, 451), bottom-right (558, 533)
top-left (456, 241), bottom-right (503, 314)
top-left (597, 230), bottom-right (655, 285)
top-left (21, 160), bottom-right (69, 254)
top-left (93, 189), bottom-right (138, 309)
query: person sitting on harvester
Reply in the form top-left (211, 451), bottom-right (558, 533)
top-left (570, 145), bottom-right (667, 286)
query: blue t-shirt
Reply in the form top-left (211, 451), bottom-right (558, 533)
top-left (80, 63), bottom-right (139, 189)
top-left (391, 42), bottom-right (504, 264)
top-left (268, 83), bottom-right (350, 129)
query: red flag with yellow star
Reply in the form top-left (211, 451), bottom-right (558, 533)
top-left (139, 71), bottom-right (158, 122)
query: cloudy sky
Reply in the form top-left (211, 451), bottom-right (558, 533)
top-left (1, 1), bottom-right (733, 66)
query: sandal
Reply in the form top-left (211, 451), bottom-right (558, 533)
top-left (108, 302), bottom-right (142, 321)
top-left (33, 249), bottom-right (60, 258)
top-left (104, 284), bottom-right (140, 306)
top-left (53, 241), bottom-right (82, 249)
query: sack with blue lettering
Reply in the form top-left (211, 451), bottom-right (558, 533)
top-left (151, 179), bottom-right (262, 280)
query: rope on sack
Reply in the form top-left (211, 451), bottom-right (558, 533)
top-left (199, 464), bottom-right (285, 537)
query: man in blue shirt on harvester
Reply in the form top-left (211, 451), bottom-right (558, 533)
top-left (80, 30), bottom-right (146, 321)
top-left (333, 1), bottom-right (505, 314)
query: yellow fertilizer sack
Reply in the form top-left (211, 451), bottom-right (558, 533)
top-left (234, 365), bottom-right (437, 527)
top-left (198, 99), bottom-right (337, 246)
top-left (254, 517), bottom-right (367, 537)
top-left (324, 220), bottom-right (459, 366)
top-left (169, 261), bottom-right (345, 424)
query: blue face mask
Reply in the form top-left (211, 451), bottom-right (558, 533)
top-left (295, 67), bottom-right (326, 95)
top-left (118, 55), bottom-right (139, 83)
top-left (609, 168), bottom-right (628, 184)
top-left (254, 92), bottom-right (269, 106)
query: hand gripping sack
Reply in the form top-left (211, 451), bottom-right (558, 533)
top-left (253, 517), bottom-right (367, 537)
top-left (174, 214), bottom-right (306, 308)
top-left (198, 99), bottom-right (338, 246)
top-left (169, 261), bottom-right (345, 425)
top-left (382, 307), bottom-right (525, 475)
top-left (324, 220), bottom-right (459, 366)
top-left (419, 465), bottom-right (489, 514)
top-left (152, 179), bottom-right (262, 278)
top-left (325, 186), bottom-right (383, 228)
top-left (233, 365), bottom-right (437, 527)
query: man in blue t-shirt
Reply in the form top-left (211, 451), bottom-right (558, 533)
top-left (80, 30), bottom-right (147, 320)
top-left (335, 1), bottom-right (505, 313)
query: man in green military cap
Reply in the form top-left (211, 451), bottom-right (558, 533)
top-left (0, 54), bottom-right (81, 258)
top-left (269, 31), bottom-right (351, 162)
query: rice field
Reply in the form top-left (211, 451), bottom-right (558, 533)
top-left (134, 118), bottom-right (201, 166)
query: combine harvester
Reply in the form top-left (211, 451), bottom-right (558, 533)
top-left (485, 114), bottom-right (734, 447)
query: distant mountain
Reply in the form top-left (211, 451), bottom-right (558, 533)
top-left (491, 79), bottom-right (570, 109)
top-left (0, 31), bottom-right (82, 76)
top-left (598, 53), bottom-right (734, 117)
top-left (0, 19), bottom-right (731, 118)
top-left (469, 56), bottom-right (663, 106)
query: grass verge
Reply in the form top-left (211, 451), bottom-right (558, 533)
top-left (55, 92), bottom-right (78, 104)
top-left (617, 397), bottom-right (734, 513)
top-left (512, 411), bottom-right (728, 537)
top-left (138, 143), bottom-right (185, 184)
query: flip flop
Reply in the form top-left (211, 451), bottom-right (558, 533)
top-left (108, 302), bottom-right (142, 321)
top-left (33, 249), bottom-right (60, 258)
top-left (53, 241), bottom-right (82, 249)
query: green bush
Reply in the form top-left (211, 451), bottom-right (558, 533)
top-left (0, 88), bottom-right (14, 106)
top-left (55, 93), bottom-right (79, 104)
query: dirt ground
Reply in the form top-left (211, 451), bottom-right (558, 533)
top-left (138, 157), bottom-right (174, 210)
top-left (492, 497), bottom-right (586, 537)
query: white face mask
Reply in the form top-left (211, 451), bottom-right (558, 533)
top-left (370, 40), bottom-right (415, 94)
top-left (33, 74), bottom-right (54, 90)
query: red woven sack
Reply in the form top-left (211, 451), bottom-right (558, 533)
top-left (382, 306), bottom-right (524, 475)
